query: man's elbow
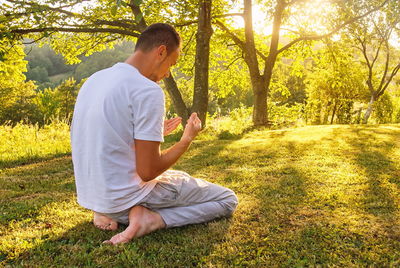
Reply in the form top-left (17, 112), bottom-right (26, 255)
top-left (137, 169), bottom-right (157, 182)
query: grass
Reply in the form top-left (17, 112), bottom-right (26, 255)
top-left (0, 122), bottom-right (70, 169)
top-left (2, 124), bottom-right (400, 266)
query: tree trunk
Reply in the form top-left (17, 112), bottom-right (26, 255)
top-left (331, 101), bottom-right (337, 124)
top-left (192, 0), bottom-right (212, 128)
top-left (249, 0), bottom-right (284, 126)
top-left (253, 85), bottom-right (269, 126)
top-left (252, 78), bottom-right (268, 126)
top-left (163, 75), bottom-right (190, 124)
top-left (363, 95), bottom-right (375, 124)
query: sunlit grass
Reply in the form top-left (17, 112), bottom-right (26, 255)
top-left (2, 124), bottom-right (400, 266)
top-left (0, 122), bottom-right (71, 169)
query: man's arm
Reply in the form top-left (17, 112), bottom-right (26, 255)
top-left (135, 113), bottom-right (201, 181)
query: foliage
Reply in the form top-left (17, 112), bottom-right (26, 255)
top-left (0, 81), bottom-right (41, 125)
top-left (373, 93), bottom-right (395, 123)
top-left (305, 41), bottom-right (366, 124)
top-left (24, 44), bottom-right (75, 77)
top-left (268, 102), bottom-right (305, 128)
top-left (3, 125), bottom-right (400, 266)
top-left (34, 78), bottom-right (81, 124)
top-left (73, 41), bottom-right (134, 81)
top-left (208, 105), bottom-right (253, 140)
top-left (0, 40), bottom-right (41, 124)
top-left (269, 60), bottom-right (307, 107)
top-left (343, 0), bottom-right (400, 123)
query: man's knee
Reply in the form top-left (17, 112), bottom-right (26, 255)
top-left (222, 189), bottom-right (238, 216)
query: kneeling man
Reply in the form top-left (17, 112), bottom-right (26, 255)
top-left (71, 23), bottom-right (238, 245)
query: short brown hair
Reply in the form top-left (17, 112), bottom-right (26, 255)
top-left (135, 23), bottom-right (181, 54)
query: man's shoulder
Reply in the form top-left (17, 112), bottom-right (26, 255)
top-left (113, 63), bottom-right (160, 90)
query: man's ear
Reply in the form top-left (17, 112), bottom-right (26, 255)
top-left (156, 45), bottom-right (168, 60)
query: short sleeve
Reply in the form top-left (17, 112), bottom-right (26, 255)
top-left (132, 87), bottom-right (165, 142)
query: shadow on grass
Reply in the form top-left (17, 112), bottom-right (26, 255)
top-left (1, 139), bottom-right (236, 267)
top-left (333, 126), bottom-right (400, 216)
top-left (5, 216), bottom-right (233, 267)
top-left (9, 125), bottom-right (400, 266)
top-left (0, 152), bottom-right (71, 170)
top-left (0, 156), bottom-right (75, 226)
top-left (330, 126), bottom-right (400, 245)
top-left (199, 137), bottom-right (319, 266)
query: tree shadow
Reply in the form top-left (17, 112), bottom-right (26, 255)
top-left (0, 153), bottom-right (71, 170)
top-left (4, 215), bottom-right (233, 267)
top-left (0, 156), bottom-right (75, 226)
top-left (200, 138), bottom-right (320, 266)
top-left (1, 141), bottom-right (236, 267)
top-left (331, 126), bottom-right (400, 237)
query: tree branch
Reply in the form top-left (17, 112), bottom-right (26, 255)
top-left (379, 62), bottom-right (400, 97)
top-left (93, 19), bottom-right (138, 30)
top-left (175, 13), bottom-right (244, 28)
top-left (6, 27), bottom-right (140, 37)
top-left (225, 56), bottom-right (242, 69)
top-left (377, 41), bottom-right (391, 93)
top-left (127, 0), bottom-right (147, 31)
top-left (370, 38), bottom-right (385, 69)
top-left (277, 0), bottom-right (389, 54)
top-left (215, 20), bottom-right (267, 61)
top-left (214, 13), bottom-right (244, 19)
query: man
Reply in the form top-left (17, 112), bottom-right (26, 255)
top-left (71, 23), bottom-right (238, 245)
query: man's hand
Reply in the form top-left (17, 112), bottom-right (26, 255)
top-left (181, 113), bottom-right (202, 144)
top-left (163, 117), bottom-right (182, 136)
top-left (135, 113), bottom-right (201, 182)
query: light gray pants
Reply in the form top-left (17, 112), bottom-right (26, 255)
top-left (103, 170), bottom-right (238, 228)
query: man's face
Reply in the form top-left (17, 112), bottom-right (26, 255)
top-left (152, 47), bottom-right (180, 82)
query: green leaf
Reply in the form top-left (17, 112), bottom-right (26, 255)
top-left (111, 5), bottom-right (117, 16)
top-left (135, 13), bottom-right (143, 22)
top-left (133, 0), bottom-right (142, 6)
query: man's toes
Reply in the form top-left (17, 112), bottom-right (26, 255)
top-left (108, 221), bottom-right (118, 231)
top-left (103, 232), bottom-right (131, 245)
top-left (95, 222), bottom-right (118, 231)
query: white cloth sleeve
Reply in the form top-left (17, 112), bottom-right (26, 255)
top-left (132, 87), bottom-right (165, 142)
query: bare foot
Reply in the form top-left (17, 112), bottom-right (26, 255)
top-left (93, 212), bottom-right (118, 231)
top-left (103, 206), bottom-right (165, 245)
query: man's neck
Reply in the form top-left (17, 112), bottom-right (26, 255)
top-left (125, 51), bottom-right (154, 80)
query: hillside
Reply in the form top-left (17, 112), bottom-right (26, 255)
top-left (1, 124), bottom-right (400, 266)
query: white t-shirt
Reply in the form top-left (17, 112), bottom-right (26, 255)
top-left (71, 62), bottom-right (164, 213)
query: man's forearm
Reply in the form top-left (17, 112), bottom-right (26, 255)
top-left (155, 138), bottom-right (192, 176)
top-left (136, 113), bottom-right (201, 181)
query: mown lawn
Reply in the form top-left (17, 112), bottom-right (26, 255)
top-left (1, 124), bottom-right (400, 267)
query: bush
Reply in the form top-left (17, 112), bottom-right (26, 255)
top-left (268, 102), bottom-right (305, 128)
top-left (373, 94), bottom-right (394, 124)
top-left (196, 105), bottom-right (253, 140)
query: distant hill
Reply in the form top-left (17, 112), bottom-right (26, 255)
top-left (24, 41), bottom-right (135, 90)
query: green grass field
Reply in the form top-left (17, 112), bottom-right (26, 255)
top-left (1, 124), bottom-right (400, 266)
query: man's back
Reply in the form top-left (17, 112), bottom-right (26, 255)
top-left (71, 62), bottom-right (165, 214)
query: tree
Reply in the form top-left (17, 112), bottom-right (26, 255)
top-left (0, 39), bottom-right (40, 124)
top-left (305, 41), bottom-right (366, 124)
top-left (34, 87), bottom-right (61, 124)
top-left (345, 1), bottom-right (400, 123)
top-left (215, 0), bottom-right (389, 126)
top-left (55, 77), bottom-right (80, 121)
top-left (192, 0), bottom-right (213, 127)
top-left (1, 0), bottom-right (232, 127)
